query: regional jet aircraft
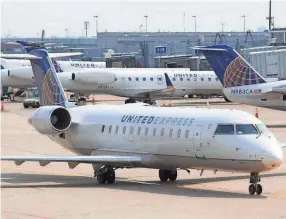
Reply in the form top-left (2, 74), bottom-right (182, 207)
top-left (196, 45), bottom-right (286, 111)
top-left (1, 58), bottom-right (222, 104)
top-left (1, 49), bottom-right (283, 195)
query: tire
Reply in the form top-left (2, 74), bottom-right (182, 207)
top-left (106, 169), bottom-right (116, 184)
top-left (159, 169), bottom-right (169, 182)
top-left (188, 94), bottom-right (193, 98)
top-left (168, 170), bottom-right (177, 181)
top-left (97, 173), bottom-right (106, 184)
top-left (249, 184), bottom-right (256, 195)
top-left (125, 99), bottom-right (130, 104)
top-left (23, 104), bottom-right (29, 108)
top-left (256, 184), bottom-right (262, 195)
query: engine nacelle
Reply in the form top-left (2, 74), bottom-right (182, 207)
top-left (7, 67), bottom-right (34, 80)
top-left (29, 106), bottom-right (72, 135)
top-left (71, 69), bottom-right (116, 84)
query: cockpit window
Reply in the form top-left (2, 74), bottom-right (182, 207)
top-left (214, 124), bottom-right (234, 135)
top-left (256, 124), bottom-right (272, 136)
top-left (236, 124), bottom-right (258, 135)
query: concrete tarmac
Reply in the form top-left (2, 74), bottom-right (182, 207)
top-left (1, 97), bottom-right (286, 219)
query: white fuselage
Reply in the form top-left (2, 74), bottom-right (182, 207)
top-left (224, 80), bottom-right (286, 111)
top-left (45, 104), bottom-right (282, 173)
top-left (1, 61), bottom-right (223, 98)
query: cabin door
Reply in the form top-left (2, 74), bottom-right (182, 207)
top-left (193, 124), bottom-right (205, 159)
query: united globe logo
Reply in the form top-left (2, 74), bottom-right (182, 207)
top-left (223, 57), bottom-right (260, 88)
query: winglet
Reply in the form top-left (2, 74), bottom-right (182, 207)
top-left (164, 73), bottom-right (176, 93)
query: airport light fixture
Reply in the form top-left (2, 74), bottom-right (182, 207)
top-left (221, 22), bottom-right (225, 32)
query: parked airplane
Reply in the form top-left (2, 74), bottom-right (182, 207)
top-left (1, 49), bottom-right (283, 195)
top-left (195, 44), bottom-right (286, 111)
top-left (1, 58), bottom-right (105, 70)
top-left (1, 58), bottom-right (223, 103)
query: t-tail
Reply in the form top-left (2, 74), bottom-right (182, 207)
top-left (29, 49), bottom-right (68, 107)
top-left (195, 44), bottom-right (266, 88)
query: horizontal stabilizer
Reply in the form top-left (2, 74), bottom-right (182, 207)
top-left (1, 155), bottom-right (142, 167)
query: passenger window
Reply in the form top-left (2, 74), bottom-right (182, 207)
top-left (215, 78), bottom-right (219, 81)
top-left (145, 128), bottom-right (148, 136)
top-left (194, 77), bottom-right (197, 81)
top-left (115, 126), bottom-right (119, 134)
top-left (143, 77), bottom-right (146, 81)
top-left (185, 130), bottom-right (189, 138)
top-left (128, 77), bottom-right (132, 81)
top-left (187, 78), bottom-right (190, 81)
top-left (101, 125), bottom-right (105, 133)
top-left (173, 78), bottom-right (176, 81)
top-left (177, 129), bottom-right (181, 138)
top-left (169, 129), bottom-right (173, 137)
top-left (136, 77), bottom-right (139, 81)
top-left (236, 124), bottom-right (258, 135)
top-left (208, 78), bottom-right (211, 81)
top-left (180, 78), bottom-right (183, 81)
top-left (161, 128), bottom-right (165, 136)
top-left (137, 127), bottom-right (141, 135)
top-left (150, 77), bottom-right (154, 81)
top-left (130, 127), bottom-right (134, 135)
top-left (123, 126), bottom-right (126, 134)
top-left (201, 78), bottom-right (204, 81)
top-left (108, 125), bottom-right (112, 133)
top-left (115, 77), bottom-right (118, 81)
top-left (153, 128), bottom-right (157, 136)
top-left (214, 124), bottom-right (234, 135)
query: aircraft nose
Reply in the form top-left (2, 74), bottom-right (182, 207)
top-left (262, 148), bottom-right (283, 169)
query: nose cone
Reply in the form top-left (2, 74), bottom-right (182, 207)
top-left (263, 147), bottom-right (283, 169)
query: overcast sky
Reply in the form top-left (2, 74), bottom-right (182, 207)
top-left (1, 0), bottom-right (286, 38)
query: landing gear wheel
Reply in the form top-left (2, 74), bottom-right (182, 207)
top-left (23, 104), bottom-right (29, 108)
top-left (168, 170), bottom-right (177, 181)
top-left (256, 184), bottom-right (263, 195)
top-left (97, 173), bottom-right (107, 184)
top-left (249, 184), bottom-right (256, 195)
top-left (159, 169), bottom-right (169, 182)
top-left (106, 169), bottom-right (116, 184)
top-left (125, 98), bottom-right (136, 104)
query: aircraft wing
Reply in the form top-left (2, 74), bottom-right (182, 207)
top-left (1, 155), bottom-right (141, 169)
top-left (1, 52), bottom-right (83, 59)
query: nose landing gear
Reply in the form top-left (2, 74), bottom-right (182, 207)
top-left (248, 173), bottom-right (262, 195)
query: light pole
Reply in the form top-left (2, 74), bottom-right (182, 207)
top-left (94, 15), bottom-right (99, 36)
top-left (84, 21), bottom-right (89, 38)
top-left (144, 15), bottom-right (148, 32)
top-left (221, 23), bottom-right (225, 32)
top-left (183, 12), bottom-right (186, 32)
top-left (192, 15), bottom-right (196, 32)
top-left (241, 15), bottom-right (246, 32)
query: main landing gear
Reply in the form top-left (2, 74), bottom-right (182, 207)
top-left (125, 98), bottom-right (136, 104)
top-left (159, 169), bottom-right (177, 182)
top-left (95, 166), bottom-right (116, 184)
top-left (248, 173), bottom-right (262, 195)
